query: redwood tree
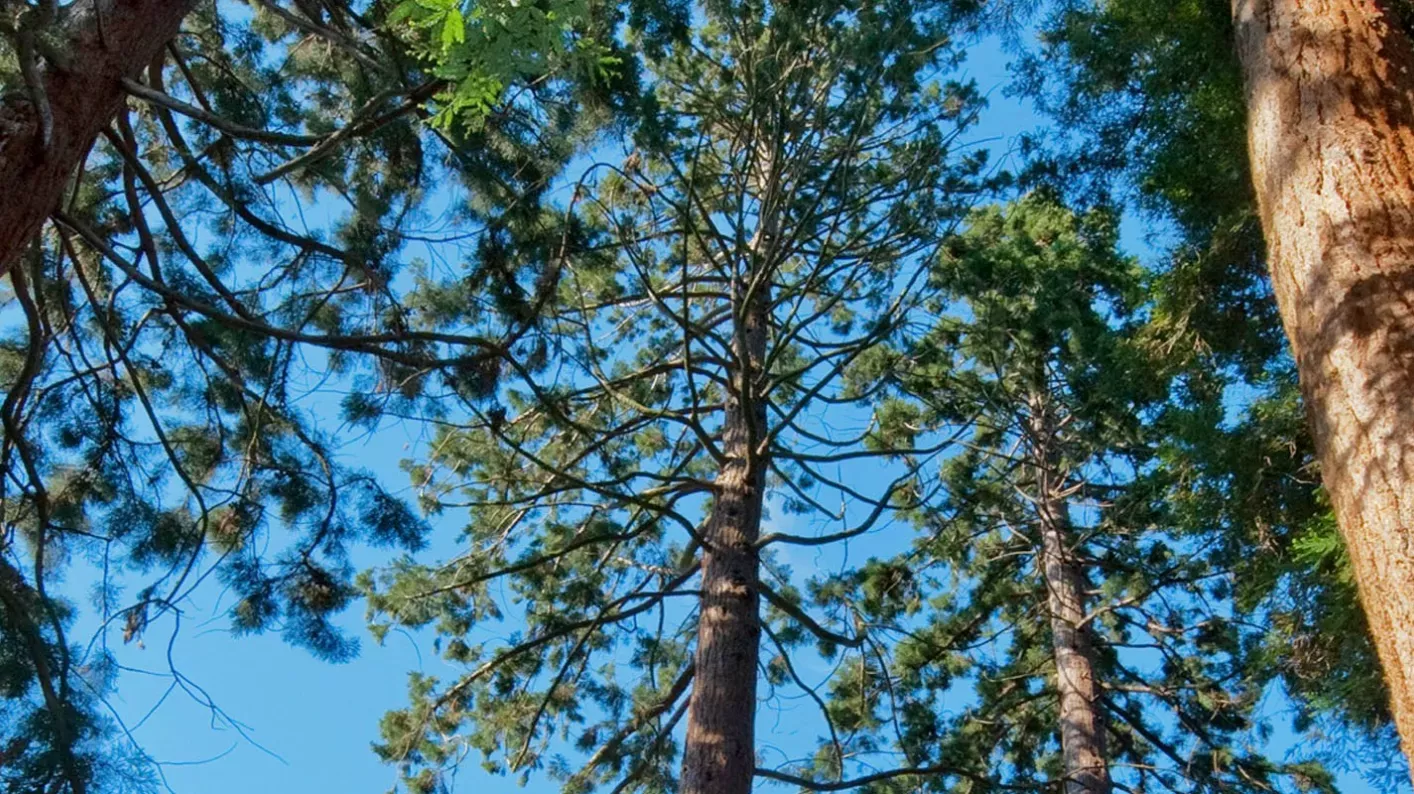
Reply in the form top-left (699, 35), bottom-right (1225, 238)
top-left (1232, 0), bottom-right (1414, 765)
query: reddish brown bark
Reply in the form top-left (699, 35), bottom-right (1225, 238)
top-left (1029, 399), bottom-right (1110, 794)
top-left (1233, 0), bottom-right (1414, 769)
top-left (680, 244), bottom-right (771, 794)
top-left (0, 0), bottom-right (196, 273)
top-left (678, 411), bottom-right (764, 794)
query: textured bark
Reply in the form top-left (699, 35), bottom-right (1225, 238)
top-left (1038, 509), bottom-right (1110, 794)
top-left (1233, 0), bottom-right (1414, 769)
top-left (1029, 400), bottom-right (1110, 794)
top-left (0, 0), bottom-right (196, 273)
top-left (680, 241), bottom-right (772, 794)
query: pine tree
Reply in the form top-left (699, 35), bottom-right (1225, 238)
top-left (801, 194), bottom-right (1336, 793)
top-left (362, 2), bottom-right (988, 791)
top-left (0, 0), bottom-right (640, 789)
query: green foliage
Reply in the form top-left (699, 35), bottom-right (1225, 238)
top-left (807, 193), bottom-right (1323, 792)
top-left (0, 0), bottom-right (659, 787)
top-left (386, 0), bottom-right (619, 131)
top-left (1019, 0), bottom-right (1282, 374)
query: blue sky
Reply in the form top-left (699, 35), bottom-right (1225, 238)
top-left (52, 27), bottom-right (1405, 794)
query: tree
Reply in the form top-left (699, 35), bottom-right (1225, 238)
top-left (0, 0), bottom-right (613, 274)
top-left (1231, 0), bottom-right (1414, 765)
top-left (909, 196), bottom-right (1143, 794)
top-left (805, 194), bottom-right (1333, 794)
top-left (361, 3), bottom-right (987, 791)
top-left (0, 0), bottom-right (636, 789)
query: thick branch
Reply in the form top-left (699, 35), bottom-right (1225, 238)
top-left (0, 0), bottom-right (198, 274)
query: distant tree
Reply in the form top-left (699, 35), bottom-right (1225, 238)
top-left (800, 194), bottom-right (1333, 794)
top-left (361, 2), bottom-right (987, 791)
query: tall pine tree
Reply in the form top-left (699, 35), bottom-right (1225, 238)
top-left (362, 2), bottom-right (988, 791)
top-left (799, 194), bottom-right (1337, 793)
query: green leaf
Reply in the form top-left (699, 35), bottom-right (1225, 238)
top-left (442, 8), bottom-right (466, 48)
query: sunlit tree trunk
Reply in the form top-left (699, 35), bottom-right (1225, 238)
top-left (0, 0), bottom-right (195, 272)
top-left (1234, 0), bottom-right (1414, 768)
top-left (1029, 396), bottom-right (1110, 794)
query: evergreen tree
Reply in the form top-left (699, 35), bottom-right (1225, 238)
top-left (361, 2), bottom-right (988, 791)
top-left (0, 0), bottom-right (646, 789)
top-left (1229, 0), bottom-right (1414, 765)
top-left (799, 194), bottom-right (1335, 793)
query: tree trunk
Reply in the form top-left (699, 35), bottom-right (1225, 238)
top-left (1029, 398), bottom-right (1110, 794)
top-left (680, 244), bottom-right (772, 794)
top-left (1233, 0), bottom-right (1414, 767)
top-left (0, 0), bottom-right (196, 273)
